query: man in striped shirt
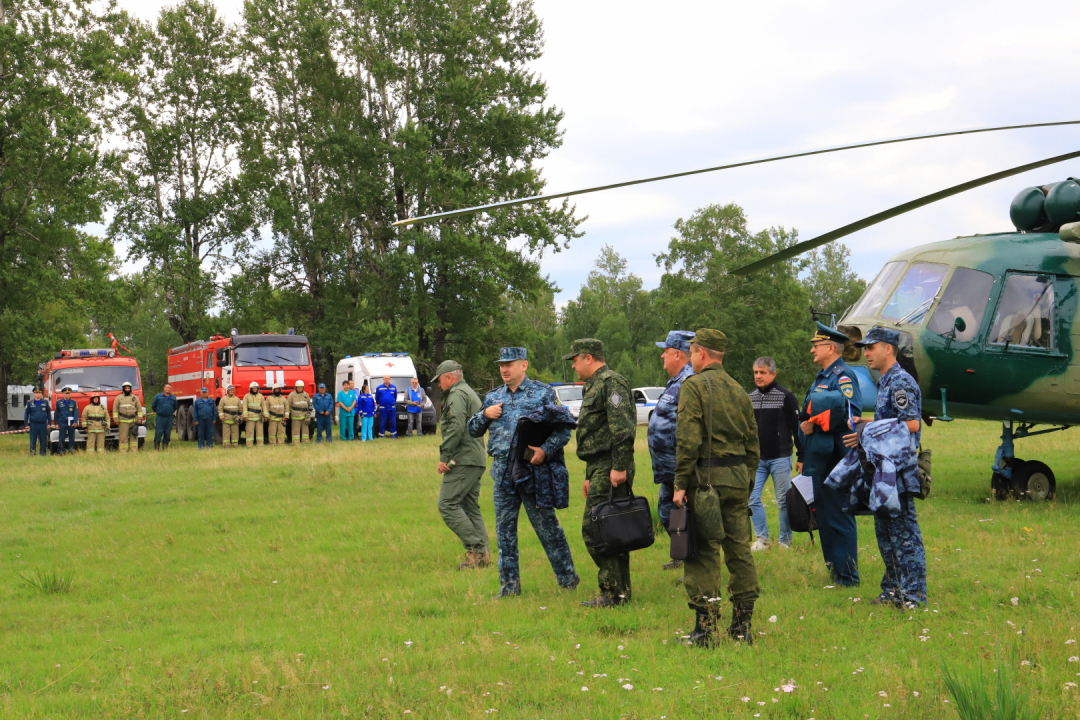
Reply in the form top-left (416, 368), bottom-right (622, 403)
top-left (747, 357), bottom-right (801, 550)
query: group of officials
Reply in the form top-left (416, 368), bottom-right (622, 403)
top-left (432, 324), bottom-right (927, 648)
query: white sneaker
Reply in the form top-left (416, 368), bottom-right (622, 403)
top-left (777, 541), bottom-right (792, 550)
top-left (750, 540), bottom-right (769, 552)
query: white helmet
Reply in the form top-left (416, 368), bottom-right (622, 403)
top-left (249, 381), bottom-right (260, 389)
top-left (272, 382), bottom-right (284, 390)
top-left (295, 380), bottom-right (304, 387)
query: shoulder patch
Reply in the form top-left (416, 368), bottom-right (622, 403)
top-left (609, 391), bottom-right (622, 408)
top-left (893, 389), bottom-right (909, 410)
top-left (841, 384), bottom-right (854, 399)
top-left (838, 376), bottom-right (852, 384)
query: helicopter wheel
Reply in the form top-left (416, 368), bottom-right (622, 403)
top-left (1014, 460), bottom-right (1056, 501)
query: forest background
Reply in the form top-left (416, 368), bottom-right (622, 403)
top-left (0, 0), bottom-right (865, 425)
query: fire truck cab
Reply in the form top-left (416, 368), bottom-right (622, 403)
top-left (42, 348), bottom-right (147, 450)
top-left (167, 331), bottom-right (316, 444)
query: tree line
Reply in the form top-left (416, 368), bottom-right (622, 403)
top-left (0, 0), bottom-right (864, 424)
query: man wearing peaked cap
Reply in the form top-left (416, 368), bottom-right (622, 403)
top-left (799, 320), bottom-right (862, 586)
top-left (648, 330), bottom-right (696, 570)
top-left (193, 386), bottom-right (218, 450)
top-left (432, 360), bottom-right (491, 570)
top-left (468, 346), bottom-right (579, 597)
top-left (565, 338), bottom-right (638, 608)
top-left (312, 382), bottom-right (335, 443)
top-left (672, 328), bottom-right (760, 646)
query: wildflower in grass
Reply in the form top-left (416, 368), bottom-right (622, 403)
top-left (757, 701), bottom-right (766, 706)
top-left (1065, 682), bottom-right (1077, 689)
top-left (879, 691), bottom-right (888, 697)
top-left (1021, 661), bottom-right (1031, 666)
top-left (1069, 656), bottom-right (1079, 663)
top-left (322, 685), bottom-right (330, 690)
top-left (823, 585), bottom-right (835, 589)
top-left (1010, 597), bottom-right (1019, 606)
top-left (539, 606), bottom-right (547, 610)
top-left (485, 710), bottom-right (497, 714)
top-left (768, 615), bottom-right (777, 623)
top-left (622, 684), bottom-right (633, 691)
top-left (1067, 640), bottom-right (1076, 645)
top-left (771, 698), bottom-right (778, 703)
top-left (782, 683), bottom-right (796, 692)
top-left (913, 691), bottom-right (920, 696)
top-left (581, 686), bottom-right (588, 692)
top-left (404, 641), bottom-right (413, 647)
top-left (741, 697), bottom-right (750, 702)
top-left (653, 688), bottom-right (663, 692)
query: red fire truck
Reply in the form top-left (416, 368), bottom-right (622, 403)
top-left (41, 338), bottom-right (147, 451)
top-left (166, 330), bottom-right (317, 444)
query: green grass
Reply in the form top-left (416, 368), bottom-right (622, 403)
top-left (1, 420), bottom-right (1079, 718)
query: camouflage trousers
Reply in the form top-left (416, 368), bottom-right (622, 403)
top-left (582, 458), bottom-right (634, 601)
top-left (493, 480), bottom-right (577, 594)
top-left (684, 484), bottom-right (760, 612)
top-left (874, 496), bottom-right (927, 606)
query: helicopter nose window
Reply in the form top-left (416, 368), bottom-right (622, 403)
top-left (988, 274), bottom-right (1055, 350)
top-left (927, 267), bottom-right (995, 341)
top-left (880, 263), bottom-right (948, 323)
top-left (848, 261), bottom-right (906, 319)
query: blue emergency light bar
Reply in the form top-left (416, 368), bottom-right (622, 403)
top-left (60, 349), bottom-right (115, 358)
top-left (361, 353), bottom-right (409, 356)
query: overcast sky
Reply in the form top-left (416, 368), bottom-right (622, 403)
top-left (116, 0), bottom-right (1080, 302)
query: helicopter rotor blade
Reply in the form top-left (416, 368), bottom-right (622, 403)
top-left (393, 119), bottom-right (1080, 227)
top-left (728, 148), bottom-right (1080, 276)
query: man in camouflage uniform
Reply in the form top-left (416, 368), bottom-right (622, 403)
top-left (849, 327), bottom-right (927, 608)
top-left (287, 380), bottom-right (312, 444)
top-left (243, 381), bottom-right (266, 447)
top-left (218, 385), bottom-right (243, 448)
top-left (648, 330), bottom-right (696, 570)
top-left (265, 383), bottom-right (289, 445)
top-left (83, 395), bottom-right (109, 453)
top-left (433, 360), bottom-right (491, 569)
top-left (565, 338), bottom-right (637, 608)
top-left (672, 329), bottom-right (760, 646)
top-left (113, 381), bottom-right (145, 453)
top-left (468, 347), bottom-right (579, 597)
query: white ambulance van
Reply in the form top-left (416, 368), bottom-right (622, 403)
top-left (334, 353), bottom-right (436, 434)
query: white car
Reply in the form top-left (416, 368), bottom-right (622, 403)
top-left (633, 387), bottom-right (664, 425)
top-left (550, 383), bottom-right (583, 419)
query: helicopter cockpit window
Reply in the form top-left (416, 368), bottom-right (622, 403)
top-left (988, 274), bottom-right (1055, 350)
top-left (880, 263), bottom-right (948, 324)
top-left (926, 267), bottom-right (995, 341)
top-left (848, 261), bottom-right (906, 319)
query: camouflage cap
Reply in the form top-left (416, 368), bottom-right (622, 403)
top-left (855, 326), bottom-right (900, 348)
top-left (430, 359), bottom-right (462, 383)
top-left (562, 338), bottom-right (604, 361)
top-left (655, 330), bottom-right (695, 353)
top-left (495, 347), bottom-right (528, 363)
top-left (691, 328), bottom-right (728, 353)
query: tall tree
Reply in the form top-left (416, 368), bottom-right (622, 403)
top-left (111, 0), bottom-right (258, 344)
top-left (802, 242), bottom-right (867, 323)
top-left (0, 0), bottom-right (119, 425)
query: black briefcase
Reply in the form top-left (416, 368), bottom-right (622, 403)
top-left (667, 506), bottom-right (697, 561)
top-left (589, 485), bottom-right (655, 557)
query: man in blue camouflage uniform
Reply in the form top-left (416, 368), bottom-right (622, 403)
top-left (848, 326), bottom-right (927, 608)
top-left (798, 321), bottom-right (862, 587)
top-left (468, 347), bottom-right (579, 597)
top-left (647, 330), bottom-right (695, 570)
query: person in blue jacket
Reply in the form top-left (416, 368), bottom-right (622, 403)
top-left (798, 322), bottom-right (863, 587)
top-left (405, 378), bottom-right (426, 437)
top-left (312, 383), bottom-right (334, 443)
top-left (192, 387), bottom-right (219, 449)
top-left (151, 383), bottom-right (179, 450)
top-left (357, 381), bottom-right (376, 441)
top-left (25, 388), bottom-right (52, 456)
top-left (53, 386), bottom-right (80, 455)
top-left (374, 375), bottom-right (398, 439)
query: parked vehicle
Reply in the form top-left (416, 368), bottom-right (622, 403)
top-left (41, 342), bottom-right (147, 450)
top-left (5, 384), bottom-right (36, 430)
top-left (550, 382), bottom-right (584, 419)
top-left (335, 353), bottom-right (436, 434)
top-left (167, 329), bottom-right (317, 444)
top-left (632, 386), bottom-right (664, 425)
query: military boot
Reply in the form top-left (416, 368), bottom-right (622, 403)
top-left (458, 551), bottom-right (483, 570)
top-left (727, 602), bottom-right (755, 645)
top-left (688, 610), bottom-right (719, 648)
top-left (580, 594), bottom-right (627, 608)
top-left (495, 579), bottom-right (521, 599)
top-left (663, 559), bottom-right (683, 570)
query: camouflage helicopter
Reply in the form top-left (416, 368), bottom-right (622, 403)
top-left (395, 120), bottom-right (1080, 501)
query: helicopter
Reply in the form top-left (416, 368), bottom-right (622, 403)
top-left (394, 119), bottom-right (1080, 502)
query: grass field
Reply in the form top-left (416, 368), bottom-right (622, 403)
top-left (2, 420), bottom-right (1079, 719)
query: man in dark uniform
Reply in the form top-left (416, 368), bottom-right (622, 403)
top-left (151, 383), bottom-right (178, 450)
top-left (672, 329), bottom-right (760, 646)
top-left (26, 388), bottom-right (52, 456)
top-left (848, 327), bottom-right (927, 608)
top-left (375, 375), bottom-right (398, 438)
top-left (53, 386), bottom-right (79, 455)
top-left (797, 321), bottom-right (862, 587)
top-left (565, 338), bottom-right (637, 608)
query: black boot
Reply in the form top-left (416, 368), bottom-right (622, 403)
top-left (688, 609), bottom-right (718, 648)
top-left (727, 602), bottom-right (755, 645)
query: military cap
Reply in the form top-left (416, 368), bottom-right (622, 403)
top-left (200, 387), bottom-right (209, 393)
top-left (318, 382), bottom-right (326, 388)
top-left (62, 386), bottom-right (72, 392)
top-left (121, 381), bottom-right (133, 388)
top-left (430, 359), bottom-right (462, 383)
top-left (295, 379), bottom-right (304, 386)
top-left (655, 330), bottom-right (695, 353)
top-left (495, 347), bottom-right (528, 363)
top-left (562, 338), bottom-right (604, 361)
top-left (249, 381), bottom-right (260, 389)
top-left (811, 321), bottom-right (849, 344)
top-left (33, 387), bottom-right (42, 393)
top-left (855, 326), bottom-right (900, 348)
top-left (691, 328), bottom-right (727, 352)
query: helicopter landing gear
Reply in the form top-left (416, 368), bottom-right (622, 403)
top-left (990, 421), bottom-right (1062, 501)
